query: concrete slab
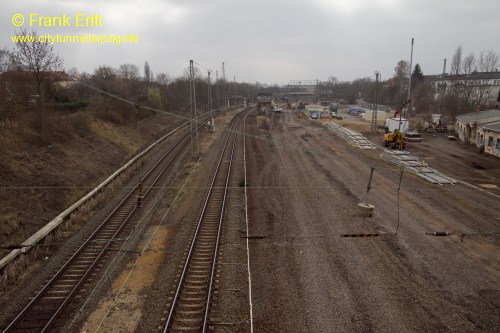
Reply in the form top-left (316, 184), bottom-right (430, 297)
top-left (380, 149), bottom-right (456, 185)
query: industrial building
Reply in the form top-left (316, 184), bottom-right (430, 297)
top-left (455, 109), bottom-right (500, 157)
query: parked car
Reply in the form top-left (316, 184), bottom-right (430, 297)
top-left (348, 108), bottom-right (365, 115)
top-left (310, 112), bottom-right (319, 119)
top-left (332, 112), bottom-right (342, 119)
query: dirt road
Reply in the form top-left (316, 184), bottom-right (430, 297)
top-left (244, 109), bottom-right (499, 332)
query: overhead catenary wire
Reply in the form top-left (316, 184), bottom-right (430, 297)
top-left (0, 78), bottom-right (190, 160)
top-left (3, 75), bottom-right (494, 195)
top-left (67, 134), bottom-right (214, 331)
top-left (223, 62), bottom-right (260, 84)
top-left (3, 81), bottom-right (498, 252)
top-left (76, 80), bottom-right (189, 120)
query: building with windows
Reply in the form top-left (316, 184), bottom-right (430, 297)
top-left (455, 109), bottom-right (500, 157)
top-left (426, 71), bottom-right (500, 106)
top-left (479, 121), bottom-right (500, 157)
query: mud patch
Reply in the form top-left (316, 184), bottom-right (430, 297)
top-left (478, 183), bottom-right (498, 189)
top-left (471, 161), bottom-right (486, 170)
top-left (80, 225), bottom-right (169, 332)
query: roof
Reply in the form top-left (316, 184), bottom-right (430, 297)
top-left (455, 109), bottom-right (500, 123)
top-left (480, 121), bottom-right (500, 132)
top-left (425, 71), bottom-right (500, 82)
top-left (0, 70), bottom-right (70, 82)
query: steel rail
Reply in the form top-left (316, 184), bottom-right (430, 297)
top-left (163, 109), bottom-right (247, 332)
top-left (3, 120), bottom-right (205, 333)
top-left (202, 116), bottom-right (237, 333)
top-left (0, 110), bottom-right (220, 272)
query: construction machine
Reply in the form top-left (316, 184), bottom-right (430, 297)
top-left (383, 100), bottom-right (409, 150)
top-left (384, 129), bottom-right (406, 150)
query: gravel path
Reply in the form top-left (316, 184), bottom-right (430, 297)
top-left (244, 109), bottom-right (499, 333)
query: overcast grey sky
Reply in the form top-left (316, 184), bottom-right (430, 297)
top-left (2, 0), bottom-right (500, 85)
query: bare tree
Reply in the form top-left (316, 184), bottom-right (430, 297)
top-left (462, 53), bottom-right (476, 74)
top-left (94, 65), bottom-right (116, 89)
top-left (156, 72), bottom-right (171, 85)
top-left (182, 66), bottom-right (202, 80)
top-left (328, 75), bottom-right (339, 87)
top-left (118, 63), bottom-right (139, 81)
top-left (450, 45), bottom-right (462, 75)
top-left (394, 60), bottom-right (410, 79)
top-left (0, 47), bottom-right (11, 72)
top-left (67, 66), bottom-right (79, 77)
top-left (478, 49), bottom-right (499, 72)
top-left (93, 65), bottom-right (117, 112)
top-left (393, 60), bottom-right (410, 105)
top-left (155, 72), bottom-right (172, 110)
top-left (10, 29), bottom-right (63, 94)
top-left (118, 63), bottom-right (140, 96)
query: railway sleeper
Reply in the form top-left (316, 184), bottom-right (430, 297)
top-left (193, 250), bottom-right (213, 257)
top-left (189, 258), bottom-right (212, 264)
top-left (185, 277), bottom-right (209, 284)
top-left (195, 243), bottom-right (214, 249)
top-left (44, 289), bottom-right (71, 294)
top-left (189, 269), bottom-right (211, 275)
top-left (179, 295), bottom-right (206, 302)
top-left (49, 283), bottom-right (76, 288)
top-left (70, 263), bottom-right (93, 268)
top-left (176, 309), bottom-right (204, 316)
top-left (74, 257), bottom-right (98, 262)
top-left (193, 253), bottom-right (213, 259)
top-left (184, 285), bottom-right (208, 293)
top-left (177, 302), bottom-right (205, 310)
top-left (198, 233), bottom-right (218, 239)
top-left (173, 317), bottom-right (204, 324)
top-left (171, 324), bottom-right (202, 332)
top-left (186, 273), bottom-right (209, 280)
top-left (195, 244), bottom-right (215, 250)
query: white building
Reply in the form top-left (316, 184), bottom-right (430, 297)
top-left (426, 71), bottom-right (500, 106)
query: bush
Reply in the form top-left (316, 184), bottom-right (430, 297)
top-left (55, 101), bottom-right (88, 111)
top-left (70, 113), bottom-right (91, 137)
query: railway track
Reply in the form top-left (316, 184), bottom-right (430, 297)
top-left (162, 108), bottom-right (249, 332)
top-left (2, 121), bottom-right (205, 333)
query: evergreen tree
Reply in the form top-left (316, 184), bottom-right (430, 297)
top-left (412, 63), bottom-right (424, 83)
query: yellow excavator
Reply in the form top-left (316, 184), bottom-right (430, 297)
top-left (384, 100), bottom-right (408, 150)
top-left (384, 129), bottom-right (406, 150)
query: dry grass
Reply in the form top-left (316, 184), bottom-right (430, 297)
top-left (0, 213), bottom-right (20, 238)
top-left (0, 111), bottom-right (174, 292)
top-left (0, 103), bottom-right (216, 292)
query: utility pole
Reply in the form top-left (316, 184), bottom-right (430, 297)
top-left (208, 69), bottom-right (214, 132)
top-left (189, 60), bottom-right (198, 158)
top-left (406, 37), bottom-right (414, 126)
top-left (216, 70), bottom-right (219, 107)
top-left (222, 62), bottom-right (226, 107)
top-left (372, 71), bottom-right (380, 133)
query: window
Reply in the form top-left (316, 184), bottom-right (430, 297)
top-left (488, 136), bottom-right (494, 146)
top-left (497, 138), bottom-right (500, 150)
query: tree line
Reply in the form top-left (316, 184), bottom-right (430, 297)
top-left (1, 29), bottom-right (499, 141)
top-left (317, 46), bottom-right (499, 119)
top-left (0, 29), bottom-right (259, 143)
